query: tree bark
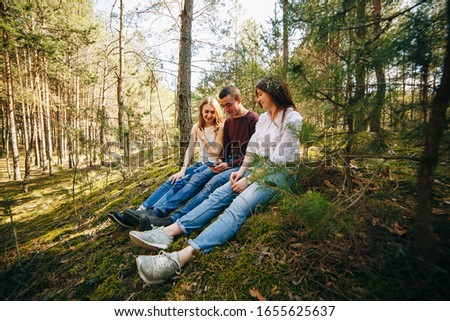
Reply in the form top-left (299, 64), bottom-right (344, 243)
top-left (74, 72), bottom-right (80, 166)
top-left (415, 0), bottom-right (450, 269)
top-left (370, 0), bottom-right (385, 132)
top-left (177, 0), bottom-right (194, 166)
top-left (14, 48), bottom-right (29, 152)
top-left (56, 82), bottom-right (63, 165)
top-left (0, 76), bottom-right (5, 154)
top-left (117, 0), bottom-right (125, 152)
top-left (23, 96), bottom-right (36, 193)
top-left (2, 28), bottom-right (22, 180)
top-left (353, 0), bottom-right (367, 132)
top-left (34, 50), bottom-right (47, 170)
top-left (43, 57), bottom-right (53, 175)
top-left (282, 0), bottom-right (289, 79)
top-left (100, 46), bottom-right (108, 149)
top-left (26, 47), bottom-right (40, 167)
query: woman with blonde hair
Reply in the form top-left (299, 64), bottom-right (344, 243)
top-left (108, 97), bottom-right (224, 228)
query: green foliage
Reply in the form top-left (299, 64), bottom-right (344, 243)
top-left (351, 131), bottom-right (389, 155)
top-left (282, 190), bottom-right (347, 239)
top-left (289, 120), bottom-right (319, 146)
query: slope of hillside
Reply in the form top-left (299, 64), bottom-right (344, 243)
top-left (0, 155), bottom-right (449, 301)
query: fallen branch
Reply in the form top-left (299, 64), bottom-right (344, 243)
top-left (345, 154), bottom-right (421, 162)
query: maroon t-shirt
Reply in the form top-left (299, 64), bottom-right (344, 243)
top-left (221, 110), bottom-right (259, 168)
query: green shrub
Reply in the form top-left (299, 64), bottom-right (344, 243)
top-left (282, 190), bottom-right (357, 239)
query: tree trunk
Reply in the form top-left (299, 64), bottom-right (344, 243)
top-left (56, 82), bottom-right (63, 165)
top-left (353, 0), bottom-right (367, 133)
top-left (89, 84), bottom-right (96, 166)
top-left (23, 98), bottom-right (36, 193)
top-left (74, 73), bottom-right (80, 166)
top-left (26, 47), bottom-right (40, 167)
top-left (34, 50), bottom-right (47, 170)
top-left (3, 29), bottom-right (22, 180)
top-left (43, 57), bottom-right (53, 175)
top-left (117, 0), bottom-right (125, 152)
top-left (369, 0), bottom-right (385, 132)
top-left (67, 74), bottom-right (75, 168)
top-left (177, 0), bottom-right (194, 166)
top-left (415, 0), bottom-right (450, 270)
top-left (100, 47), bottom-right (108, 149)
top-left (16, 48), bottom-right (34, 191)
top-left (15, 48), bottom-right (30, 152)
top-left (421, 64), bottom-right (430, 124)
top-left (0, 76), bottom-right (5, 155)
top-left (282, 0), bottom-right (289, 79)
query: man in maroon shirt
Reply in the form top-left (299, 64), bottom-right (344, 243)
top-left (118, 85), bottom-right (259, 229)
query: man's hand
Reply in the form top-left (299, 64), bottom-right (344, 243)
top-left (230, 172), bottom-right (248, 193)
top-left (212, 159), bottom-right (230, 173)
top-left (229, 171), bottom-right (241, 184)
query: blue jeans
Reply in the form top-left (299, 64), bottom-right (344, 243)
top-left (170, 167), bottom-right (239, 222)
top-left (177, 172), bottom-right (288, 253)
top-left (152, 166), bottom-right (218, 216)
top-left (140, 162), bottom-right (207, 210)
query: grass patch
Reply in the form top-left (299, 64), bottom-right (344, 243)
top-left (1, 148), bottom-right (449, 301)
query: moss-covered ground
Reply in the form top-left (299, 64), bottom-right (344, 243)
top-left (0, 144), bottom-right (449, 301)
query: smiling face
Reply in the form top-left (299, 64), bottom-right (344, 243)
top-left (202, 103), bottom-right (216, 126)
top-left (219, 94), bottom-right (242, 118)
top-left (256, 88), bottom-right (277, 113)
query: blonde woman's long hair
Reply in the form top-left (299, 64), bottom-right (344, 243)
top-left (197, 96), bottom-right (224, 133)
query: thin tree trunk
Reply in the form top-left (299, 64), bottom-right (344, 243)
top-left (26, 47), bottom-right (39, 167)
top-left (74, 74), bottom-right (80, 166)
top-left (18, 47), bottom-right (34, 191)
top-left (15, 48), bottom-right (29, 152)
top-left (421, 64), bottom-right (430, 124)
top-left (0, 77), bottom-right (5, 154)
top-left (89, 84), bottom-right (96, 166)
top-left (57, 83), bottom-right (63, 165)
top-left (100, 48), bottom-right (108, 149)
top-left (5, 117), bottom-right (12, 179)
top-left (370, 0), bottom-right (385, 132)
top-left (177, 0), bottom-right (194, 166)
top-left (34, 50), bottom-right (47, 170)
top-left (43, 58), bottom-right (53, 175)
top-left (67, 74), bottom-right (74, 168)
top-left (3, 29), bottom-right (22, 180)
top-left (117, 0), bottom-right (125, 151)
top-left (33, 110), bottom-right (40, 167)
top-left (353, 0), bottom-right (367, 133)
top-left (23, 99), bottom-right (36, 193)
top-left (282, 0), bottom-right (289, 79)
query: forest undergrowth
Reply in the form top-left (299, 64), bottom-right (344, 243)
top-left (0, 137), bottom-right (449, 301)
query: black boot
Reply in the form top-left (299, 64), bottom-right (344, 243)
top-left (108, 211), bottom-right (138, 229)
top-left (139, 215), bottom-right (174, 231)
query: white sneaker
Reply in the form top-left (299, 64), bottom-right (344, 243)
top-left (129, 226), bottom-right (173, 250)
top-left (136, 251), bottom-right (181, 284)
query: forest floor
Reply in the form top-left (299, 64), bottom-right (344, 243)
top-left (0, 140), bottom-right (449, 301)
